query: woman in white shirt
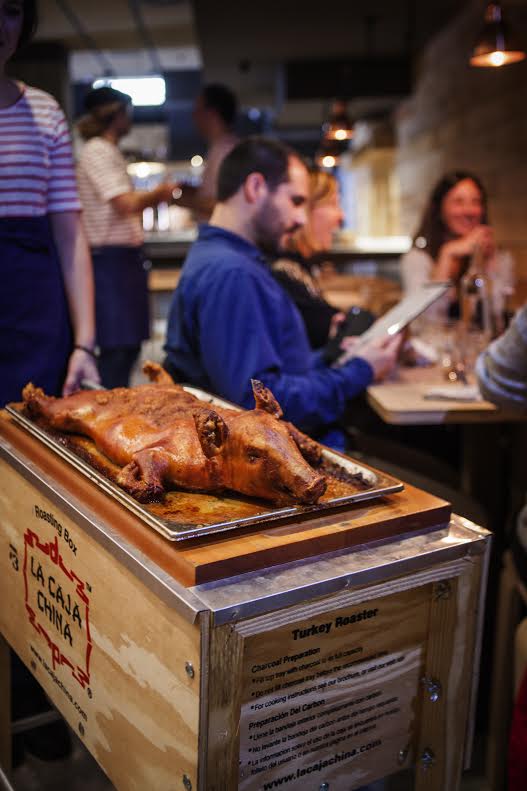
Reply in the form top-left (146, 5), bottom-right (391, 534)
top-left (77, 87), bottom-right (176, 387)
top-left (401, 171), bottom-right (514, 324)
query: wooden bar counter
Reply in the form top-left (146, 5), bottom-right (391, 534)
top-left (0, 413), bottom-right (490, 791)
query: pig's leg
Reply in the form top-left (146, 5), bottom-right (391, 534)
top-left (117, 447), bottom-right (171, 502)
top-left (22, 383), bottom-right (100, 435)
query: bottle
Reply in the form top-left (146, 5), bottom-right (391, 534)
top-left (491, 248), bottom-right (516, 335)
top-left (459, 245), bottom-right (494, 341)
top-left (458, 245), bottom-right (494, 375)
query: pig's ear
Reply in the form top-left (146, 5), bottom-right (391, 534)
top-left (143, 360), bottom-right (175, 385)
top-left (251, 379), bottom-right (283, 419)
top-left (193, 409), bottom-right (228, 458)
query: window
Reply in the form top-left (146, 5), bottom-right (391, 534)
top-left (92, 76), bottom-right (166, 107)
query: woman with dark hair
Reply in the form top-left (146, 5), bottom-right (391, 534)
top-left (0, 0), bottom-right (99, 406)
top-left (77, 86), bottom-right (176, 387)
top-left (401, 171), bottom-right (514, 321)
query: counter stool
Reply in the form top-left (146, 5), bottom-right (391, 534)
top-left (486, 551), bottom-right (527, 790)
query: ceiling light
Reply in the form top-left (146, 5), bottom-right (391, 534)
top-left (314, 139), bottom-right (344, 169)
top-left (322, 100), bottom-right (354, 141)
top-left (321, 155), bottom-right (337, 168)
top-left (470, 2), bottom-right (526, 67)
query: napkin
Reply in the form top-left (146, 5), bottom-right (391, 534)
top-left (423, 384), bottom-right (482, 402)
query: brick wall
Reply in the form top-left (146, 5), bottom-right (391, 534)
top-left (395, 0), bottom-right (527, 300)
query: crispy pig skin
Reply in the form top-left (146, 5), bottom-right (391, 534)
top-left (22, 362), bottom-right (327, 505)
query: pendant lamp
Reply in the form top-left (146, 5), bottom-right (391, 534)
top-left (314, 139), bottom-right (344, 169)
top-left (470, 1), bottom-right (525, 67)
top-left (322, 100), bottom-right (354, 141)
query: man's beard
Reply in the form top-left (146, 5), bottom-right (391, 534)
top-left (253, 198), bottom-right (299, 257)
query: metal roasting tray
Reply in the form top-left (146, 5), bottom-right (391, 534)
top-left (5, 387), bottom-right (404, 542)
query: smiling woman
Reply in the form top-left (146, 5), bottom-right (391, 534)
top-left (401, 170), bottom-right (515, 322)
top-left (272, 168), bottom-right (350, 351)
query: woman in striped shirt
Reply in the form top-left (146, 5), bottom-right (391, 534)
top-left (0, 0), bottom-right (99, 406)
top-left (76, 86), bottom-right (176, 388)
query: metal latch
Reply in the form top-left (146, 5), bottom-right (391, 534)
top-left (421, 676), bottom-right (442, 702)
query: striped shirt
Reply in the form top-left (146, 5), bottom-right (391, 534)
top-left (0, 84), bottom-right (81, 217)
top-left (77, 137), bottom-right (143, 248)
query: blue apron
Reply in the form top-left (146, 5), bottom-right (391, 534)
top-left (0, 216), bottom-right (72, 406)
top-left (91, 245), bottom-right (149, 349)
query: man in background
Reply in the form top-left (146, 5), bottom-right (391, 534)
top-left (164, 136), bottom-right (400, 449)
top-left (175, 83), bottom-right (239, 221)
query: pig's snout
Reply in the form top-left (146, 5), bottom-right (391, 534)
top-left (270, 462), bottom-right (327, 505)
top-left (298, 473), bottom-right (326, 504)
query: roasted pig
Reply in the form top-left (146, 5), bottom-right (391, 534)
top-left (22, 362), bottom-right (327, 506)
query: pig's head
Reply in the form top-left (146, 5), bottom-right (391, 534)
top-left (201, 381), bottom-right (326, 506)
top-left (222, 410), bottom-right (326, 505)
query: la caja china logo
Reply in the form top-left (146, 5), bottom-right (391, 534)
top-left (23, 529), bottom-right (92, 688)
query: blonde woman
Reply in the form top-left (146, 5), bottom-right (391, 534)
top-left (272, 168), bottom-right (345, 350)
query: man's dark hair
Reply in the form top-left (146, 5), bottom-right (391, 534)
top-left (17, 0), bottom-right (39, 52)
top-left (201, 83), bottom-right (238, 127)
top-left (217, 136), bottom-right (297, 202)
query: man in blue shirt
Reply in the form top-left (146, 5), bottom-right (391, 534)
top-left (164, 137), bottom-right (399, 447)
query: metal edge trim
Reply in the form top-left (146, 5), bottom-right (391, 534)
top-left (0, 438), bottom-right (206, 624)
top-left (235, 558), bottom-right (469, 637)
top-left (197, 610), bottom-right (211, 791)
top-left (463, 531), bottom-right (492, 770)
top-left (199, 525), bottom-right (491, 625)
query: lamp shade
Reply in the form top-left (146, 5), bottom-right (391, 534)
top-left (322, 100), bottom-right (354, 141)
top-left (470, 2), bottom-right (526, 67)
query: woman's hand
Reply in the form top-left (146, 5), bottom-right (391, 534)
top-left (339, 334), bottom-right (402, 382)
top-left (356, 335), bottom-right (402, 382)
top-left (445, 225), bottom-right (494, 259)
top-left (62, 348), bottom-right (100, 395)
top-left (328, 311), bottom-right (346, 340)
top-left (50, 211), bottom-right (98, 394)
top-left (437, 225), bottom-right (495, 280)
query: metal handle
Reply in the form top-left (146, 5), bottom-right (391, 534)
top-left (419, 747), bottom-right (436, 770)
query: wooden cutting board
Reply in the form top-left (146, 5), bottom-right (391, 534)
top-left (0, 413), bottom-right (451, 586)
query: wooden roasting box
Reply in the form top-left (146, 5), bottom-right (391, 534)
top-left (0, 411), bottom-right (490, 791)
